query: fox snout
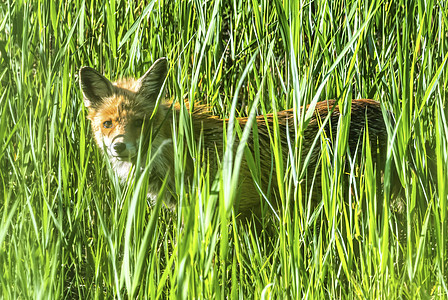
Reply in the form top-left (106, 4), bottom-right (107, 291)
top-left (106, 135), bottom-right (138, 161)
top-left (112, 142), bottom-right (126, 154)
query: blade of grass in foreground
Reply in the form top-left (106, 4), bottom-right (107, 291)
top-left (0, 196), bottom-right (19, 249)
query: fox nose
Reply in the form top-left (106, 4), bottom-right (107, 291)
top-left (113, 142), bottom-right (126, 153)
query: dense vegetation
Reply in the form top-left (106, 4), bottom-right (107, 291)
top-left (0, 0), bottom-right (447, 298)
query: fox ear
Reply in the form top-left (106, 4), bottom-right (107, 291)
top-left (79, 67), bottom-right (114, 108)
top-left (137, 57), bottom-right (168, 101)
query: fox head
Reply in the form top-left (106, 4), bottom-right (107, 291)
top-left (79, 58), bottom-right (168, 162)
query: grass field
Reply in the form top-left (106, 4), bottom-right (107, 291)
top-left (1, 0), bottom-right (447, 298)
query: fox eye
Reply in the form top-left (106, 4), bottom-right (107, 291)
top-left (134, 119), bottom-right (144, 127)
top-left (103, 120), bottom-right (113, 128)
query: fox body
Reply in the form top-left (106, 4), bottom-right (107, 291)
top-left (80, 58), bottom-right (388, 216)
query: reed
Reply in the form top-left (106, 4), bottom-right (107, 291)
top-left (0, 0), bottom-right (446, 298)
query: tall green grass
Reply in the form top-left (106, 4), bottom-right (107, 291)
top-left (1, 0), bottom-right (447, 298)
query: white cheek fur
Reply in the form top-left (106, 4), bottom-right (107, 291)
top-left (110, 159), bottom-right (134, 182)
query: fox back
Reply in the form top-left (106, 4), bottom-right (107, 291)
top-left (80, 58), bottom-right (389, 217)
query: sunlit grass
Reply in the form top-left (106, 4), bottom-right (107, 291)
top-left (0, 0), bottom-right (447, 298)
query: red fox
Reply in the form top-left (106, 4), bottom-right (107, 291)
top-left (79, 58), bottom-right (389, 217)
